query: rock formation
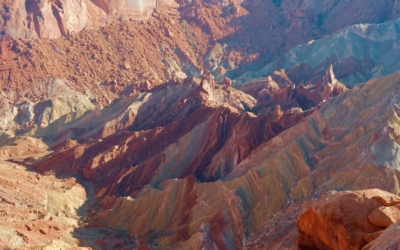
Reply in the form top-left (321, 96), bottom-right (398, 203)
top-left (297, 189), bottom-right (400, 250)
top-left (2, 1), bottom-right (400, 249)
top-left (0, 0), bottom-right (398, 132)
top-left (18, 72), bottom-right (397, 248)
top-left (2, 0), bottom-right (179, 39)
top-left (238, 65), bottom-right (347, 111)
top-left (28, 74), bottom-right (312, 248)
top-left (235, 17), bottom-right (400, 88)
top-left (297, 189), bottom-right (400, 249)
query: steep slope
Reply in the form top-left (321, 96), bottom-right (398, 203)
top-left (0, 0), bottom-right (399, 133)
top-left (236, 17), bottom-right (400, 89)
top-left (24, 72), bottom-right (400, 249)
top-left (1, 0), bottom-right (179, 39)
top-left (177, 0), bottom-right (399, 77)
top-left (30, 75), bottom-right (311, 249)
top-left (246, 72), bottom-right (400, 248)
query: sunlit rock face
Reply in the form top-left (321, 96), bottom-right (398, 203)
top-left (1, 0), bottom-right (179, 39)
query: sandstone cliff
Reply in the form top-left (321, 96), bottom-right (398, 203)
top-left (1, 0), bottom-right (179, 39)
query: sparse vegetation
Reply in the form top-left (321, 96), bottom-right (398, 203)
top-left (179, 18), bottom-right (201, 64)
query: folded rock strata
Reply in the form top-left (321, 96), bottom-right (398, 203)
top-left (25, 72), bottom-right (400, 248)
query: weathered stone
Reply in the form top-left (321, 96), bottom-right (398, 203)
top-left (296, 189), bottom-right (395, 250)
top-left (368, 205), bottom-right (400, 228)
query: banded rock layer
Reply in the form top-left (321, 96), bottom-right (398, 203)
top-left (25, 72), bottom-right (400, 248)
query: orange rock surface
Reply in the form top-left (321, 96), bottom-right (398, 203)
top-left (297, 189), bottom-right (400, 250)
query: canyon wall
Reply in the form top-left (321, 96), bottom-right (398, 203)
top-left (1, 0), bottom-right (179, 39)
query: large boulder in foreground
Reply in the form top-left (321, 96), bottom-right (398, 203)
top-left (297, 189), bottom-right (400, 250)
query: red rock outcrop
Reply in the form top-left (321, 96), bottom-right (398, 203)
top-left (238, 65), bottom-right (347, 111)
top-left (239, 70), bottom-right (294, 107)
top-left (297, 189), bottom-right (400, 250)
top-left (368, 205), bottom-right (400, 228)
top-left (1, 0), bottom-right (179, 39)
top-left (296, 189), bottom-right (400, 250)
top-left (294, 65), bottom-right (347, 110)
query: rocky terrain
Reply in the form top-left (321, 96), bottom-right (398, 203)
top-left (1, 0), bottom-right (399, 131)
top-left (235, 17), bottom-right (400, 88)
top-left (2, 0), bottom-right (400, 249)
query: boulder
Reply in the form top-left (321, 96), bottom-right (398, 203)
top-left (368, 205), bottom-right (400, 228)
top-left (363, 221), bottom-right (400, 250)
top-left (297, 189), bottom-right (400, 250)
